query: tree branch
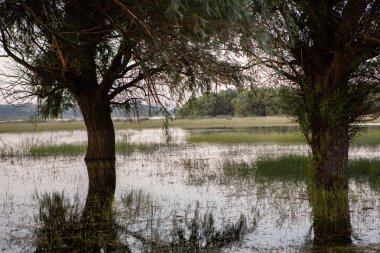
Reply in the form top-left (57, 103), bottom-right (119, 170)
top-left (108, 67), bottom-right (164, 99)
top-left (99, 41), bottom-right (132, 93)
top-left (0, 30), bottom-right (46, 76)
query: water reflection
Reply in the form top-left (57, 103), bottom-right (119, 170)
top-left (34, 161), bottom-right (249, 252)
top-left (35, 160), bottom-right (125, 252)
top-left (310, 187), bottom-right (352, 252)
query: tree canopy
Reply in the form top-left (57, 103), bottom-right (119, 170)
top-left (0, 0), bottom-right (246, 114)
top-left (0, 0), bottom-right (247, 160)
top-left (245, 0), bottom-right (380, 188)
top-left (178, 88), bottom-right (284, 117)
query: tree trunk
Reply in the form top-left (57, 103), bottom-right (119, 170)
top-left (310, 124), bottom-right (349, 189)
top-left (78, 96), bottom-right (115, 161)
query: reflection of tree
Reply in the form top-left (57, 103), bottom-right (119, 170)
top-left (310, 185), bottom-right (352, 251)
top-left (35, 160), bottom-right (127, 252)
top-left (35, 161), bottom-right (251, 252)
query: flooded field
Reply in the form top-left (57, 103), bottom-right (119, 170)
top-left (1, 127), bottom-right (380, 252)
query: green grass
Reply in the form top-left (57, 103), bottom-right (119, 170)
top-left (0, 116), bottom-right (294, 133)
top-left (221, 155), bottom-right (380, 186)
top-left (188, 132), bottom-right (305, 144)
top-left (3, 117), bottom-right (380, 147)
top-left (255, 154), bottom-right (309, 182)
top-left (352, 128), bottom-right (380, 146)
top-left (187, 126), bottom-right (380, 146)
top-left (29, 142), bottom-right (168, 156)
top-left (29, 143), bottom-right (87, 156)
top-left (220, 155), bottom-right (308, 183)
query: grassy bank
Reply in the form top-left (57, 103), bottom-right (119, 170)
top-left (0, 116), bottom-right (294, 133)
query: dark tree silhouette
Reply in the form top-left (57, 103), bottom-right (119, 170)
top-left (0, 0), bottom-right (244, 162)
top-left (247, 0), bottom-right (380, 189)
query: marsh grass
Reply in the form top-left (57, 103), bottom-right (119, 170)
top-left (308, 184), bottom-right (350, 220)
top-left (255, 155), bottom-right (309, 182)
top-left (188, 132), bottom-right (305, 144)
top-left (29, 143), bottom-right (87, 156)
top-left (349, 158), bottom-right (380, 189)
top-left (220, 155), bottom-right (380, 187)
top-left (352, 128), bottom-right (380, 146)
top-left (28, 142), bottom-right (169, 156)
top-left (0, 116), bottom-right (294, 133)
top-left (222, 160), bottom-right (254, 178)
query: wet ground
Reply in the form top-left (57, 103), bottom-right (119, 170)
top-left (0, 128), bottom-right (380, 252)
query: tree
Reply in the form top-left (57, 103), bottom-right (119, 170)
top-left (178, 88), bottom-right (238, 118)
top-left (247, 0), bottom-right (380, 189)
top-left (0, 0), bottom-right (245, 162)
top-left (232, 88), bottom-right (283, 116)
top-left (213, 89), bottom-right (238, 115)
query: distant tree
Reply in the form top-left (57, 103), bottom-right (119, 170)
top-left (179, 89), bottom-right (239, 118)
top-left (0, 0), bottom-right (245, 163)
top-left (232, 88), bottom-right (282, 116)
top-left (247, 0), bottom-right (380, 189)
top-left (213, 89), bottom-right (238, 115)
top-left (179, 88), bottom-right (283, 118)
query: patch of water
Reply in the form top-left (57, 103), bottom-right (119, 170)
top-left (0, 129), bottom-right (380, 252)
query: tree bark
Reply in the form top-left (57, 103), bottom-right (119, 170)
top-left (78, 96), bottom-right (115, 161)
top-left (310, 124), bottom-right (349, 189)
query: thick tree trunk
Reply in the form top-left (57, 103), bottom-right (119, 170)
top-left (78, 97), bottom-right (115, 161)
top-left (310, 125), bottom-right (349, 189)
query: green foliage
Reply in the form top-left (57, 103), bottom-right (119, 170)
top-left (247, 0), bottom-right (380, 188)
top-left (233, 88), bottom-right (283, 116)
top-left (179, 88), bottom-right (284, 118)
top-left (0, 0), bottom-right (248, 119)
top-left (179, 89), bottom-right (239, 117)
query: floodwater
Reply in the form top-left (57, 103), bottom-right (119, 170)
top-left (0, 128), bottom-right (380, 252)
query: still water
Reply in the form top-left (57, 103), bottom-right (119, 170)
top-left (0, 129), bottom-right (380, 252)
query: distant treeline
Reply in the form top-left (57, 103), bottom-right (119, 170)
top-left (178, 88), bottom-right (285, 118)
top-left (0, 103), bottom-right (164, 120)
